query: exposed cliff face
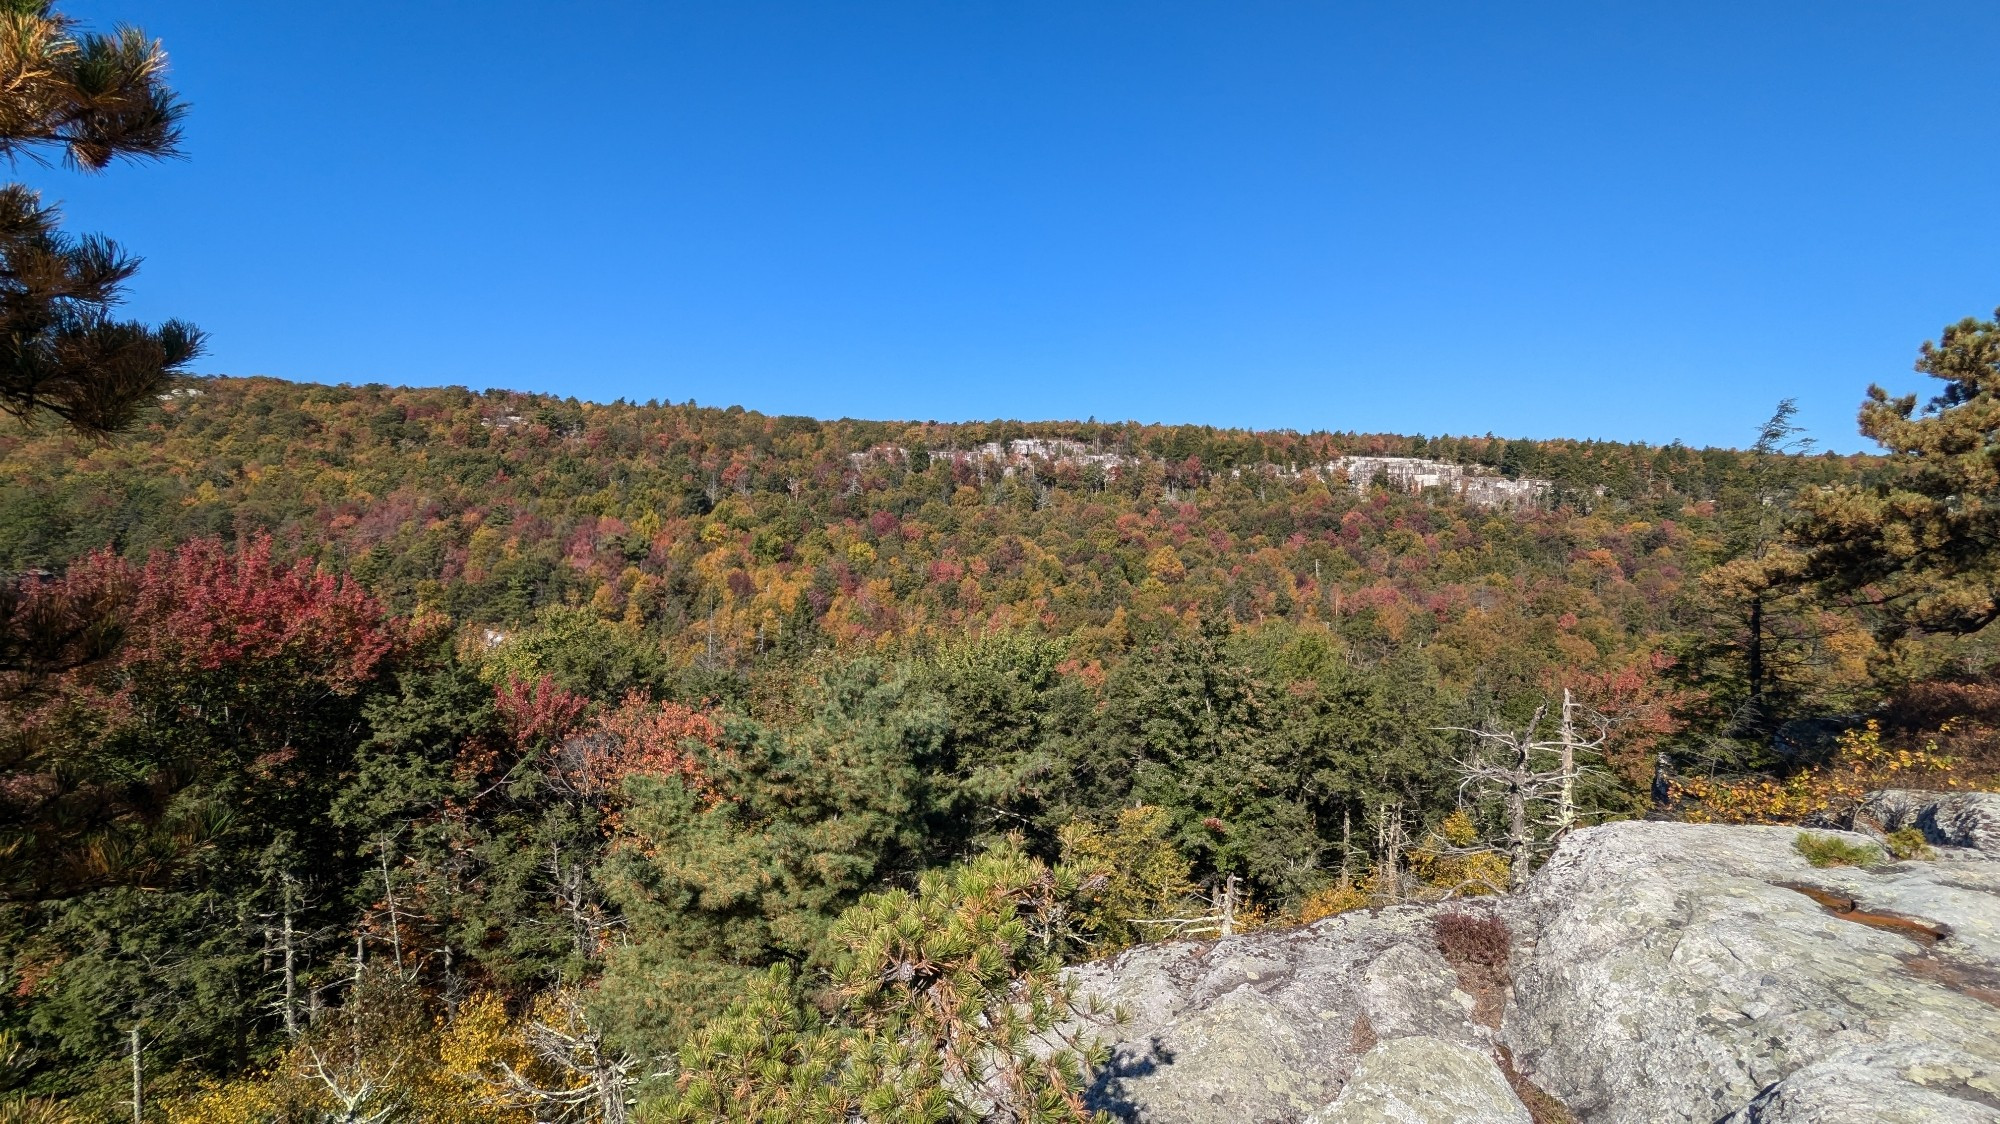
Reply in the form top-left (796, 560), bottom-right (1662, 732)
top-left (845, 442), bottom-right (1555, 509)
top-left (1072, 792), bottom-right (2000, 1123)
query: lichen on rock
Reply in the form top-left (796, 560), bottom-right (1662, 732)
top-left (1071, 791), bottom-right (2000, 1124)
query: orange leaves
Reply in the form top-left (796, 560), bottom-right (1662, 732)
top-left (493, 678), bottom-right (723, 805)
top-left (572, 692), bottom-right (721, 803)
top-left (494, 675), bottom-right (589, 748)
top-left (1144, 546), bottom-right (1186, 585)
top-left (1554, 654), bottom-right (1694, 785)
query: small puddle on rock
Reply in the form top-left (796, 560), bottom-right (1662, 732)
top-left (1780, 883), bottom-right (1950, 945)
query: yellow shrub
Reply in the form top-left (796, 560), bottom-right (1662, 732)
top-left (1675, 720), bottom-right (1964, 825)
top-left (165, 1072), bottom-right (291, 1124)
top-left (1297, 883), bottom-right (1371, 923)
top-left (1406, 810), bottom-right (1512, 897)
top-left (438, 991), bottom-right (588, 1122)
top-left (1059, 805), bottom-right (1198, 951)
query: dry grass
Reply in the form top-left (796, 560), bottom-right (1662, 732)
top-left (1433, 911), bottom-right (1511, 1030)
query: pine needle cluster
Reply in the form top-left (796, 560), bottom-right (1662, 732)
top-left (0, 0), bottom-right (201, 438)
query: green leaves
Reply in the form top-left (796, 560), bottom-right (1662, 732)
top-left (657, 844), bottom-right (1107, 1124)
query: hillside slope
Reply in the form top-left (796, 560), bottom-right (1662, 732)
top-left (0, 375), bottom-right (1869, 698)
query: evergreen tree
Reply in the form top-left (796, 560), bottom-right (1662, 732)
top-left (1789, 308), bottom-right (2000, 648)
top-left (595, 660), bottom-right (942, 1057)
top-left (1677, 401), bottom-right (1823, 736)
top-left (658, 844), bottom-right (1106, 1123)
top-left (0, 1), bottom-right (202, 438)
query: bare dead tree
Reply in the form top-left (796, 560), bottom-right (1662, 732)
top-left (301, 1040), bottom-right (402, 1124)
top-left (544, 834), bottom-right (617, 959)
top-left (375, 838), bottom-right (407, 980)
top-left (1127, 874), bottom-right (1241, 939)
top-left (1337, 808), bottom-right (1355, 890)
top-left (1445, 689), bottom-right (1610, 888)
top-left (126, 1021), bottom-right (141, 1124)
top-left (1373, 801), bottom-right (1407, 900)
top-left (471, 989), bottom-right (648, 1124)
top-left (257, 870), bottom-right (310, 1036)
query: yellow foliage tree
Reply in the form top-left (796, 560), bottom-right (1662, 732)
top-left (167, 973), bottom-right (529, 1124)
top-left (1405, 810), bottom-right (1512, 897)
top-left (440, 989), bottom-right (633, 1124)
top-left (1057, 805), bottom-right (1198, 952)
top-left (1295, 883), bottom-right (1371, 924)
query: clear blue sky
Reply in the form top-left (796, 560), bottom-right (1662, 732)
top-left (48, 2), bottom-right (2000, 451)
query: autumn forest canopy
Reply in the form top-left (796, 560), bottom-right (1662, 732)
top-left (5, 3), bottom-right (2000, 1122)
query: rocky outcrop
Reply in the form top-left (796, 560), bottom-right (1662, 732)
top-left (1308, 1036), bottom-right (1531, 1124)
top-left (1504, 820), bottom-right (2000, 1123)
top-left (1073, 790), bottom-right (2000, 1123)
top-left (1861, 788), bottom-right (2000, 857)
top-left (1071, 903), bottom-right (1507, 1122)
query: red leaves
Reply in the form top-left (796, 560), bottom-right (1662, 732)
top-left (4, 535), bottom-right (400, 703)
top-left (495, 674), bottom-right (589, 748)
top-left (1, 537), bottom-right (407, 898)
top-left (1555, 655), bottom-right (1695, 786)
top-left (1056, 657), bottom-right (1106, 689)
top-left (496, 678), bottom-right (721, 805)
top-left (121, 536), bottom-right (400, 690)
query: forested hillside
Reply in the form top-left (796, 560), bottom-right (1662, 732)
top-left (0, 375), bottom-right (1872, 697)
top-left (10, 353), bottom-right (2000, 1120)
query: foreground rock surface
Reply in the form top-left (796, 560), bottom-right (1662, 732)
top-left (1072, 902), bottom-right (1504, 1121)
top-left (1073, 791), bottom-right (2000, 1123)
top-left (1506, 819), bottom-right (2000, 1123)
top-left (1308, 1036), bottom-right (1530, 1124)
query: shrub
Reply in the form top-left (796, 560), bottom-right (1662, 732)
top-left (0, 1098), bottom-right (79, 1124)
top-left (1297, 883), bottom-right (1371, 924)
top-left (1406, 810), bottom-right (1512, 897)
top-left (1793, 832), bottom-right (1882, 868)
top-left (1674, 720), bottom-right (1966, 825)
top-left (1433, 912), bottom-right (1510, 969)
top-left (1058, 805), bottom-right (1198, 952)
top-left (1884, 827), bottom-right (1935, 861)
top-left (658, 843), bottom-right (1108, 1123)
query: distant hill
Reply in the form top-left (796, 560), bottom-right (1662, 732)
top-left (0, 374), bottom-right (1868, 685)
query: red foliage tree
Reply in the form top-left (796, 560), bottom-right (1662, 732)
top-left (495, 674), bottom-right (590, 749)
top-left (121, 535), bottom-right (402, 689)
top-left (1, 536), bottom-right (407, 899)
